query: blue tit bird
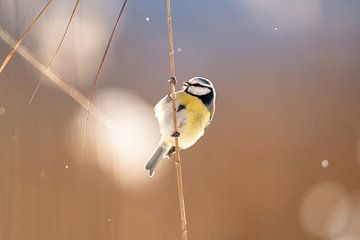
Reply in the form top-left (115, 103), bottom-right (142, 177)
top-left (145, 77), bottom-right (216, 176)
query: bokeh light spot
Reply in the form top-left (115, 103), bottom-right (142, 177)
top-left (331, 193), bottom-right (360, 240)
top-left (300, 181), bottom-right (350, 238)
top-left (67, 88), bottom-right (162, 190)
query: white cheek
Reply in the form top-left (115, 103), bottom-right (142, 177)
top-left (188, 86), bottom-right (211, 95)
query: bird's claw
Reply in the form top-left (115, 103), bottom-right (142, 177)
top-left (171, 131), bottom-right (180, 138)
top-left (166, 93), bottom-right (174, 102)
top-left (168, 76), bottom-right (177, 85)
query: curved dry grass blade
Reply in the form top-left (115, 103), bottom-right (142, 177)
top-left (0, 27), bottom-right (112, 128)
top-left (0, 0), bottom-right (54, 74)
top-left (82, 0), bottom-right (128, 148)
top-left (28, 80), bottom-right (42, 104)
top-left (49, 0), bottom-right (80, 67)
top-left (29, 0), bottom-right (80, 105)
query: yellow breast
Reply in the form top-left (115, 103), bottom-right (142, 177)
top-left (170, 92), bottom-right (210, 149)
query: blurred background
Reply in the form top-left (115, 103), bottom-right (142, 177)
top-left (1, 0), bottom-right (360, 239)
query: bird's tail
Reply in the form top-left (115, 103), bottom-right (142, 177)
top-left (145, 141), bottom-right (168, 177)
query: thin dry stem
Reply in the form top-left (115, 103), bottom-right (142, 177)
top-left (29, 0), bottom-right (80, 105)
top-left (0, 0), bottom-right (53, 74)
top-left (167, 0), bottom-right (188, 239)
top-left (50, 0), bottom-right (80, 67)
top-left (82, 0), bottom-right (128, 148)
top-left (28, 81), bottom-right (42, 104)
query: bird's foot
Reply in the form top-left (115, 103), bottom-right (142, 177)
top-left (168, 76), bottom-right (177, 85)
top-left (166, 93), bottom-right (173, 102)
top-left (165, 146), bottom-right (176, 158)
top-left (171, 131), bottom-right (180, 138)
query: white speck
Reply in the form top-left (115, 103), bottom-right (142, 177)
top-left (40, 170), bottom-right (46, 179)
top-left (176, 47), bottom-right (182, 53)
top-left (322, 159), bottom-right (329, 168)
top-left (65, 165), bottom-right (69, 169)
top-left (145, 17), bottom-right (150, 22)
top-left (274, 27), bottom-right (278, 31)
top-left (0, 107), bottom-right (5, 116)
top-left (108, 218), bottom-right (111, 222)
top-left (11, 136), bottom-right (18, 143)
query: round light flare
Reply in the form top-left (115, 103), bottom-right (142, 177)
top-left (68, 88), bottom-right (164, 189)
top-left (300, 181), bottom-right (350, 238)
top-left (333, 238), bottom-right (358, 240)
top-left (102, 96), bottom-right (157, 164)
top-left (331, 193), bottom-right (360, 240)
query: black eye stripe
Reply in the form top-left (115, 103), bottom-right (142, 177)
top-left (185, 87), bottom-right (214, 106)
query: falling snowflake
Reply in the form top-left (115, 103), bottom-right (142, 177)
top-left (145, 17), bottom-right (150, 22)
top-left (321, 159), bottom-right (329, 168)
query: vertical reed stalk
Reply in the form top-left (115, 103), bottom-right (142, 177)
top-left (166, 0), bottom-right (188, 239)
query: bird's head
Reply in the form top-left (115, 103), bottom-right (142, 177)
top-left (183, 77), bottom-right (216, 102)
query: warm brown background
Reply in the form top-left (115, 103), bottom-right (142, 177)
top-left (1, 0), bottom-right (360, 240)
